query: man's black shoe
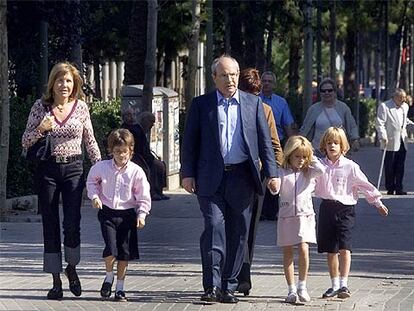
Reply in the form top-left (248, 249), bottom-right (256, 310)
top-left (395, 190), bottom-right (407, 195)
top-left (100, 279), bottom-right (113, 298)
top-left (322, 287), bottom-right (338, 298)
top-left (222, 290), bottom-right (239, 303)
top-left (200, 286), bottom-right (222, 302)
top-left (387, 190), bottom-right (395, 195)
top-left (65, 265), bottom-right (82, 297)
top-left (47, 286), bottom-right (63, 300)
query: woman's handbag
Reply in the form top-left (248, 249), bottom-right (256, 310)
top-left (23, 105), bottom-right (52, 162)
top-left (25, 134), bottom-right (51, 162)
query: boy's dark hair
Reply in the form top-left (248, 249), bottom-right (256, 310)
top-left (107, 128), bottom-right (135, 154)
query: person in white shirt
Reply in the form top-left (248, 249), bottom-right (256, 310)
top-left (276, 136), bottom-right (324, 304)
top-left (376, 88), bottom-right (414, 195)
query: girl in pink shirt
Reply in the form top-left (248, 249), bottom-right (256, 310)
top-left (277, 136), bottom-right (325, 303)
top-left (315, 127), bottom-right (388, 300)
top-left (86, 129), bottom-right (151, 302)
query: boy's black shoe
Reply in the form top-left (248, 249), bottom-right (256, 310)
top-left (65, 265), bottom-right (82, 297)
top-left (114, 290), bottom-right (128, 302)
top-left (100, 279), bottom-right (113, 298)
top-left (322, 288), bottom-right (338, 298)
top-left (337, 286), bottom-right (351, 299)
top-left (47, 286), bottom-right (63, 300)
top-left (387, 190), bottom-right (395, 195)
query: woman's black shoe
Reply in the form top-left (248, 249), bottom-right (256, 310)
top-left (47, 286), bottom-right (63, 300)
top-left (65, 265), bottom-right (82, 296)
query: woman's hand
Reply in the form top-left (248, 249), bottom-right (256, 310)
top-left (37, 115), bottom-right (55, 133)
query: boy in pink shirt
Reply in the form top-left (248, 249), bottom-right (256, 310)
top-left (86, 129), bottom-right (151, 301)
top-left (315, 127), bottom-right (388, 299)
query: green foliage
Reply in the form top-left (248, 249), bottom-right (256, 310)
top-left (7, 96), bottom-right (38, 197)
top-left (358, 98), bottom-right (377, 138)
top-left (89, 98), bottom-right (122, 159)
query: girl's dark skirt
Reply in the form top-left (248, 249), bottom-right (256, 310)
top-left (317, 199), bottom-right (355, 253)
top-left (98, 205), bottom-right (139, 261)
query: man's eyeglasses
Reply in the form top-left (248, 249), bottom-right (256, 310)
top-left (320, 89), bottom-right (334, 94)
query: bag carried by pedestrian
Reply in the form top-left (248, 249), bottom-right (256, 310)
top-left (22, 105), bottom-right (52, 162)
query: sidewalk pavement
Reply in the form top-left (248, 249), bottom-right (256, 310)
top-left (1, 144), bottom-right (413, 311)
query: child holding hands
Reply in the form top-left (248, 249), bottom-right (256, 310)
top-left (315, 127), bottom-right (388, 299)
top-left (86, 129), bottom-right (151, 301)
top-left (277, 136), bottom-right (325, 303)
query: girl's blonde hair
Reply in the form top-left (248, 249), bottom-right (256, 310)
top-left (42, 62), bottom-right (85, 104)
top-left (282, 135), bottom-right (313, 172)
top-left (319, 127), bottom-right (350, 155)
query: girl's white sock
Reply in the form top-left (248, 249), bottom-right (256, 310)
top-left (331, 277), bottom-right (340, 291)
top-left (298, 280), bottom-right (307, 290)
top-left (288, 284), bottom-right (297, 293)
top-left (340, 276), bottom-right (348, 288)
top-left (116, 279), bottom-right (124, 292)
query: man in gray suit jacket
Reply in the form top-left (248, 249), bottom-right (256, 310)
top-left (181, 55), bottom-right (280, 304)
top-left (376, 88), bottom-right (414, 195)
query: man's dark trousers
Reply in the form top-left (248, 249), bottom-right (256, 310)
top-left (384, 139), bottom-right (406, 192)
top-left (197, 162), bottom-right (255, 293)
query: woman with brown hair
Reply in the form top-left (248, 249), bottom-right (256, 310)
top-left (236, 68), bottom-right (283, 295)
top-left (22, 62), bottom-right (101, 299)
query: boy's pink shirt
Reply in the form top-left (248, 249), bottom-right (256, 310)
top-left (315, 155), bottom-right (382, 207)
top-left (86, 159), bottom-right (151, 219)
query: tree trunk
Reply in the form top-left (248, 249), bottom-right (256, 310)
top-left (224, 2), bottom-right (231, 54)
top-left (288, 31), bottom-right (301, 103)
top-left (205, 0), bottom-right (214, 92)
top-left (93, 58), bottom-right (101, 99)
top-left (0, 0), bottom-right (10, 221)
top-left (316, 0), bottom-right (322, 84)
top-left (329, 0), bottom-right (336, 80)
top-left (229, 1), bottom-right (244, 65)
top-left (344, 23), bottom-right (357, 100)
top-left (124, 1), bottom-right (147, 85)
top-left (384, 0), bottom-right (389, 99)
top-left (184, 0), bottom-right (201, 111)
top-left (39, 19), bottom-right (48, 97)
top-left (264, 6), bottom-right (276, 71)
top-left (302, 0), bottom-right (313, 120)
top-left (142, 0), bottom-right (158, 113)
top-left (69, 0), bottom-right (83, 73)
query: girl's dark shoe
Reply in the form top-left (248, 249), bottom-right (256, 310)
top-left (337, 286), bottom-right (351, 299)
top-left (47, 286), bottom-right (63, 300)
top-left (322, 287), bottom-right (338, 298)
top-left (100, 279), bottom-right (113, 298)
top-left (65, 265), bottom-right (82, 297)
top-left (114, 290), bottom-right (128, 302)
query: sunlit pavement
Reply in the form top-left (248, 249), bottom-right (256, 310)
top-left (1, 143), bottom-right (413, 310)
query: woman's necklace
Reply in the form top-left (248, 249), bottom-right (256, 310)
top-left (55, 103), bottom-right (65, 112)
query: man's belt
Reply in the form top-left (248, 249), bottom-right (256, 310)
top-left (224, 161), bottom-right (248, 171)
